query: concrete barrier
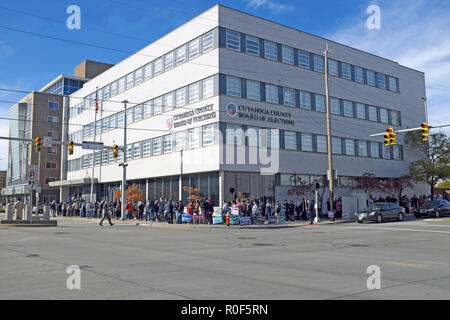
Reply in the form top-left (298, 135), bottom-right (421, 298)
top-left (6, 204), bottom-right (13, 220)
top-left (43, 206), bottom-right (50, 221)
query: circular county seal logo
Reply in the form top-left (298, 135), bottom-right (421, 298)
top-left (226, 103), bottom-right (237, 117)
top-left (165, 117), bottom-right (173, 129)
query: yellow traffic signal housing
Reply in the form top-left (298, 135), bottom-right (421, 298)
top-left (35, 137), bottom-right (42, 152)
top-left (389, 131), bottom-right (396, 145)
top-left (384, 128), bottom-right (394, 146)
top-left (113, 144), bottom-right (119, 158)
top-left (68, 140), bottom-right (74, 155)
top-left (421, 123), bottom-right (429, 142)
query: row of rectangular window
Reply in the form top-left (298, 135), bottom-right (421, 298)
top-left (223, 123), bottom-right (403, 161)
top-left (70, 30), bottom-right (216, 119)
top-left (69, 76), bottom-right (215, 142)
top-left (224, 75), bottom-right (401, 126)
top-left (68, 123), bottom-right (218, 172)
top-left (280, 129), bottom-right (403, 160)
top-left (224, 28), bottom-right (399, 92)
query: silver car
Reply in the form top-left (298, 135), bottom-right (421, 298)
top-left (356, 202), bottom-right (406, 223)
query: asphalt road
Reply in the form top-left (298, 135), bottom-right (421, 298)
top-left (1, 216), bottom-right (450, 300)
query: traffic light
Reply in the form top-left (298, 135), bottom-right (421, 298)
top-left (35, 137), bottom-right (42, 152)
top-left (113, 144), bottom-right (119, 158)
top-left (384, 128), bottom-right (396, 146)
top-left (421, 123), bottom-right (429, 142)
top-left (68, 140), bottom-right (74, 155)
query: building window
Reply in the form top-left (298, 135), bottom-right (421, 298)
top-left (354, 66), bottom-right (364, 83)
top-left (390, 110), bottom-right (400, 126)
top-left (102, 150), bottom-right (109, 165)
top-left (247, 80), bottom-right (260, 101)
top-left (380, 108), bottom-right (389, 124)
top-left (165, 93), bottom-right (174, 111)
top-left (358, 141), bottom-right (368, 157)
top-left (175, 132), bottom-right (185, 151)
top-left (313, 55), bottom-right (325, 73)
top-left (264, 40), bottom-right (278, 61)
top-left (117, 111), bottom-right (124, 128)
top-left (142, 139), bottom-right (152, 158)
top-left (389, 76), bottom-right (398, 92)
top-left (46, 177), bottom-right (56, 185)
top-left (226, 76), bottom-right (241, 97)
top-left (366, 70), bottom-right (376, 86)
top-left (298, 50), bottom-right (310, 69)
top-left (143, 102), bottom-right (152, 118)
top-left (153, 137), bottom-right (162, 155)
top-left (316, 135), bottom-right (327, 153)
top-left (343, 100), bottom-right (354, 117)
top-left (46, 146), bottom-right (57, 154)
top-left (176, 46), bottom-right (186, 65)
top-left (283, 88), bottom-right (295, 107)
top-left (163, 135), bottom-right (172, 154)
top-left (341, 63), bottom-right (352, 80)
top-left (328, 59), bottom-right (339, 76)
top-left (176, 88), bottom-right (186, 107)
top-left (301, 133), bottom-right (313, 152)
top-left (46, 162), bottom-right (57, 169)
top-left (48, 101), bottom-right (59, 109)
top-left (202, 77), bottom-right (214, 99)
top-left (47, 116), bottom-right (58, 123)
top-left (246, 35), bottom-right (259, 56)
top-left (202, 31), bottom-right (214, 52)
top-left (225, 30), bottom-right (240, 51)
top-left (126, 73), bottom-right (134, 90)
top-left (153, 97), bottom-right (163, 115)
top-left (284, 131), bottom-right (297, 150)
top-left (332, 137), bottom-right (342, 154)
top-left (377, 73), bottom-right (387, 89)
top-left (134, 105), bottom-right (143, 122)
top-left (202, 124), bottom-right (215, 146)
top-left (370, 142), bottom-right (380, 158)
top-left (47, 131), bottom-right (58, 139)
top-left (393, 145), bottom-right (402, 160)
top-left (188, 82), bottom-right (200, 103)
top-left (134, 67), bottom-right (143, 85)
top-left (330, 98), bottom-right (340, 115)
top-left (110, 81), bottom-right (118, 96)
top-left (126, 108), bottom-right (133, 125)
top-left (189, 38), bottom-right (200, 59)
top-left (368, 106), bottom-right (378, 121)
top-left (118, 77), bottom-right (125, 93)
top-left (345, 139), bottom-right (355, 156)
top-left (265, 84), bottom-right (279, 104)
top-left (382, 145), bottom-right (391, 159)
top-left (282, 45), bottom-right (295, 65)
top-left (165, 52), bottom-right (174, 71)
top-left (315, 94), bottom-right (326, 112)
top-left (154, 58), bottom-right (163, 76)
top-left (188, 127), bottom-right (200, 149)
top-left (300, 91), bottom-right (311, 109)
top-left (144, 63), bottom-right (153, 80)
top-left (356, 103), bottom-right (366, 119)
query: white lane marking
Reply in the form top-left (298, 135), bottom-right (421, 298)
top-left (316, 225), bottom-right (450, 235)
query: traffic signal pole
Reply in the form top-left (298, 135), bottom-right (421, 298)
top-left (120, 100), bottom-right (128, 221)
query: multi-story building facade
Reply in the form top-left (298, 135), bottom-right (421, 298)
top-left (51, 5), bottom-right (428, 205)
top-left (2, 60), bottom-right (113, 204)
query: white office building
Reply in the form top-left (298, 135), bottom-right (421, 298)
top-left (51, 5), bottom-right (428, 205)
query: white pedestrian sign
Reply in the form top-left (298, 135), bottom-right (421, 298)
top-left (43, 136), bottom-right (52, 147)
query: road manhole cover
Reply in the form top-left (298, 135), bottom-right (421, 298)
top-left (26, 254), bottom-right (40, 258)
top-left (252, 243), bottom-right (284, 247)
top-left (348, 244), bottom-right (371, 247)
top-left (54, 232), bottom-right (70, 235)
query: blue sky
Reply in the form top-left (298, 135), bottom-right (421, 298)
top-left (0, 0), bottom-right (449, 170)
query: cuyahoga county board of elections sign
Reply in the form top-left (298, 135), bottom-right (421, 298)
top-left (226, 102), bottom-right (295, 126)
top-left (172, 104), bottom-right (216, 129)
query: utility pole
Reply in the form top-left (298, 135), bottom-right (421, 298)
top-left (120, 100), bottom-right (128, 220)
top-left (90, 87), bottom-right (99, 203)
top-left (323, 42), bottom-right (334, 222)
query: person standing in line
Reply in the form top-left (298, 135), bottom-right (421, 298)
top-left (145, 199), bottom-right (152, 221)
top-left (265, 200), bottom-right (272, 219)
top-left (13, 197), bottom-right (24, 220)
top-left (251, 200), bottom-right (258, 225)
top-left (138, 200), bottom-right (145, 221)
top-left (177, 200), bottom-right (184, 224)
top-left (307, 200), bottom-right (314, 225)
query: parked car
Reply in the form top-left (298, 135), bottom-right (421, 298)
top-left (355, 202), bottom-right (405, 223)
top-left (415, 200), bottom-right (450, 219)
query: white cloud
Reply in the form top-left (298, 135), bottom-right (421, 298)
top-left (325, 0), bottom-right (450, 133)
top-left (245, 0), bottom-right (294, 14)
